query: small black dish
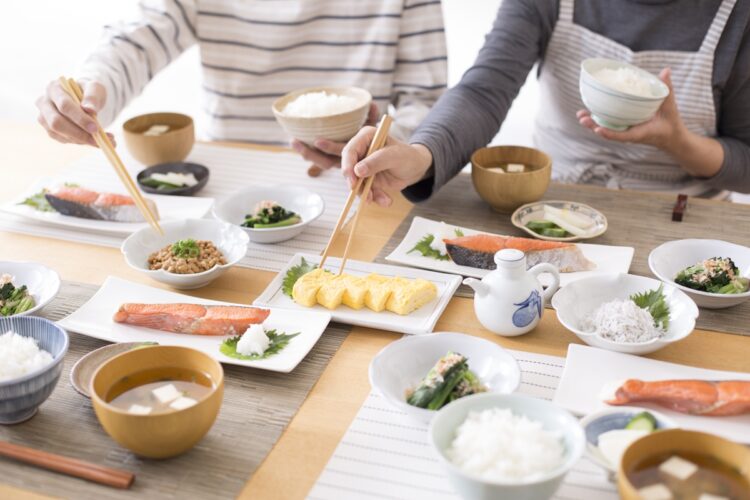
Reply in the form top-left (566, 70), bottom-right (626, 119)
top-left (137, 162), bottom-right (209, 196)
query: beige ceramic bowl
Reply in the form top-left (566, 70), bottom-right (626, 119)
top-left (91, 345), bottom-right (224, 459)
top-left (618, 429), bottom-right (750, 500)
top-left (123, 112), bottom-right (195, 165)
top-left (272, 86), bottom-right (371, 145)
top-left (471, 146), bottom-right (552, 213)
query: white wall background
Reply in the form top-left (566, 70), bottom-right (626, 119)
top-left (0, 0), bottom-right (537, 146)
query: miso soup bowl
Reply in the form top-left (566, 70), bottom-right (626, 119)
top-left (91, 345), bottom-right (224, 459)
top-left (618, 429), bottom-right (750, 500)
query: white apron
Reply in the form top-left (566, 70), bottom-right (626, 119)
top-left (534, 0), bottom-right (736, 196)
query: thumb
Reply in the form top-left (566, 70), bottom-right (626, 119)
top-left (80, 81), bottom-right (106, 114)
top-left (353, 146), bottom-right (400, 178)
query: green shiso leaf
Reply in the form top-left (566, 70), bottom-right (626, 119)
top-left (18, 189), bottom-right (55, 212)
top-left (454, 229), bottom-right (464, 237)
top-left (220, 329), bottom-right (300, 360)
top-left (408, 234), bottom-right (450, 261)
top-left (630, 284), bottom-right (670, 330)
top-left (282, 257), bottom-right (319, 297)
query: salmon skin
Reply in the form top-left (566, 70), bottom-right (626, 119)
top-left (113, 303), bottom-right (271, 336)
top-left (45, 186), bottom-right (159, 222)
top-left (607, 379), bottom-right (750, 416)
top-left (443, 234), bottom-right (595, 272)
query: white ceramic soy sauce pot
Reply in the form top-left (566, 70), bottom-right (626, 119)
top-left (463, 249), bottom-right (560, 336)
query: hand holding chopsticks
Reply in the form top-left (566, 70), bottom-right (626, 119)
top-left (319, 114), bottom-right (393, 274)
top-left (57, 77), bottom-right (163, 235)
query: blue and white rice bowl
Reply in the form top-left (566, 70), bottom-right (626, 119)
top-left (0, 316), bottom-right (68, 424)
top-left (580, 58), bottom-right (669, 131)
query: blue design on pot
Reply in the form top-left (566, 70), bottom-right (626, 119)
top-left (512, 290), bottom-right (542, 328)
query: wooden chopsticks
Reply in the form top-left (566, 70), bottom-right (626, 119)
top-left (58, 77), bottom-right (163, 235)
top-left (0, 440), bottom-right (134, 489)
top-left (319, 114), bottom-right (393, 274)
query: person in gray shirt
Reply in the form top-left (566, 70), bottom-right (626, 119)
top-left (341, 0), bottom-right (750, 206)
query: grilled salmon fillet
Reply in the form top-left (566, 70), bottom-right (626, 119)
top-left (113, 303), bottom-right (270, 336)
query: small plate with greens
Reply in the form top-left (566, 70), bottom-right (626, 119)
top-left (213, 185), bottom-right (324, 244)
top-left (137, 162), bottom-right (209, 196)
top-left (0, 262), bottom-right (60, 317)
top-left (649, 239), bottom-right (750, 309)
top-left (512, 201), bottom-right (608, 241)
top-left (369, 332), bottom-right (520, 424)
top-left (552, 273), bottom-right (698, 355)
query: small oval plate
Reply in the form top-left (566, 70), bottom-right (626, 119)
top-left (511, 200), bottom-right (608, 242)
top-left (137, 162), bottom-right (209, 196)
top-left (70, 342), bottom-right (158, 397)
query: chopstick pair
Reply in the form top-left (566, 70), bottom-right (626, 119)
top-left (319, 114), bottom-right (393, 275)
top-left (0, 440), bottom-right (134, 489)
top-left (58, 77), bottom-right (163, 235)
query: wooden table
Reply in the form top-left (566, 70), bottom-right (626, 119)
top-left (2, 122), bottom-right (749, 500)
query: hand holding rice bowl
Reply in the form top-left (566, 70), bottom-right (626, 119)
top-left (272, 86), bottom-right (372, 145)
top-left (429, 393), bottom-right (584, 500)
top-left (580, 58), bottom-right (669, 131)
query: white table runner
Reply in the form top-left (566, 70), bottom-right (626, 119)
top-left (308, 349), bottom-right (619, 500)
top-left (0, 142), bottom-right (352, 272)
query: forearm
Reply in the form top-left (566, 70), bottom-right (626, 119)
top-left (665, 128), bottom-right (724, 178)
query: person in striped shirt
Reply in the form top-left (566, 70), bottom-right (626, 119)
top-left (35, 0), bottom-right (447, 171)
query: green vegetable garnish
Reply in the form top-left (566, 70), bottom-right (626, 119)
top-left (407, 352), bottom-right (487, 410)
top-left (408, 234), bottom-right (450, 261)
top-left (625, 411), bottom-right (657, 432)
top-left (0, 283), bottom-right (35, 316)
top-left (171, 239), bottom-right (200, 258)
top-left (282, 257), bottom-right (320, 297)
top-left (242, 205), bottom-right (300, 228)
top-left (630, 284), bottom-right (670, 330)
top-left (526, 220), bottom-right (572, 238)
top-left (140, 177), bottom-right (183, 190)
top-left (220, 329), bottom-right (300, 360)
top-left (454, 229), bottom-right (464, 237)
top-left (675, 257), bottom-right (749, 294)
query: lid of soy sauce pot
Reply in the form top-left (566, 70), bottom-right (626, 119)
top-left (494, 249), bottom-right (525, 269)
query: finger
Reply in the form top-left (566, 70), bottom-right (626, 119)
top-left (80, 80), bottom-right (106, 114)
top-left (47, 81), bottom-right (98, 135)
top-left (370, 186), bottom-right (392, 207)
top-left (578, 116), bottom-right (598, 131)
top-left (38, 97), bottom-right (96, 145)
top-left (313, 138), bottom-right (344, 157)
top-left (593, 125), bottom-right (644, 143)
top-left (576, 109), bottom-right (591, 119)
top-left (106, 132), bottom-right (117, 147)
top-left (37, 114), bottom-right (72, 144)
top-left (341, 126), bottom-right (376, 177)
top-left (352, 145), bottom-right (403, 178)
top-left (291, 140), bottom-right (339, 169)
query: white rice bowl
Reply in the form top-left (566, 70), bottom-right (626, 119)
top-left (0, 331), bottom-right (54, 382)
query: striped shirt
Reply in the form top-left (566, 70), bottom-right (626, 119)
top-left (78, 0), bottom-right (447, 145)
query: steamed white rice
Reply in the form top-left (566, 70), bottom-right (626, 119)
top-left (593, 67), bottom-right (656, 98)
top-left (0, 331), bottom-right (54, 382)
top-left (446, 408), bottom-right (564, 481)
top-left (282, 91), bottom-right (359, 117)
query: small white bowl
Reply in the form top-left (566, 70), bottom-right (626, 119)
top-left (430, 393), bottom-right (585, 500)
top-left (649, 239), bottom-right (750, 309)
top-left (121, 219), bottom-right (249, 290)
top-left (511, 200), bottom-right (608, 242)
top-left (0, 261), bottom-right (60, 317)
top-left (551, 273), bottom-right (698, 355)
top-left (212, 185), bottom-right (325, 244)
top-left (580, 58), bottom-right (669, 131)
top-left (580, 406), bottom-right (677, 475)
top-left (369, 332), bottom-right (521, 424)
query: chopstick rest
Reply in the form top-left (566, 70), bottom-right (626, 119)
top-left (672, 194), bottom-right (688, 222)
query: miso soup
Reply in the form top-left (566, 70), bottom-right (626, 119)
top-left (628, 451), bottom-right (750, 500)
top-left (107, 367), bottom-right (214, 415)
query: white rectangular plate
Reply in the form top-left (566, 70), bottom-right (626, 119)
top-left (253, 253), bottom-right (462, 335)
top-left (554, 344), bottom-right (750, 443)
top-left (1, 178), bottom-right (214, 235)
top-left (57, 277), bottom-right (331, 373)
top-left (386, 216), bottom-right (634, 287)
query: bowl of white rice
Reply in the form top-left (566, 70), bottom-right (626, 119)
top-left (580, 58), bottom-right (669, 131)
top-left (272, 86), bottom-right (372, 145)
top-left (429, 393), bottom-right (584, 500)
top-left (0, 316), bottom-right (68, 424)
top-left (551, 273), bottom-right (698, 355)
